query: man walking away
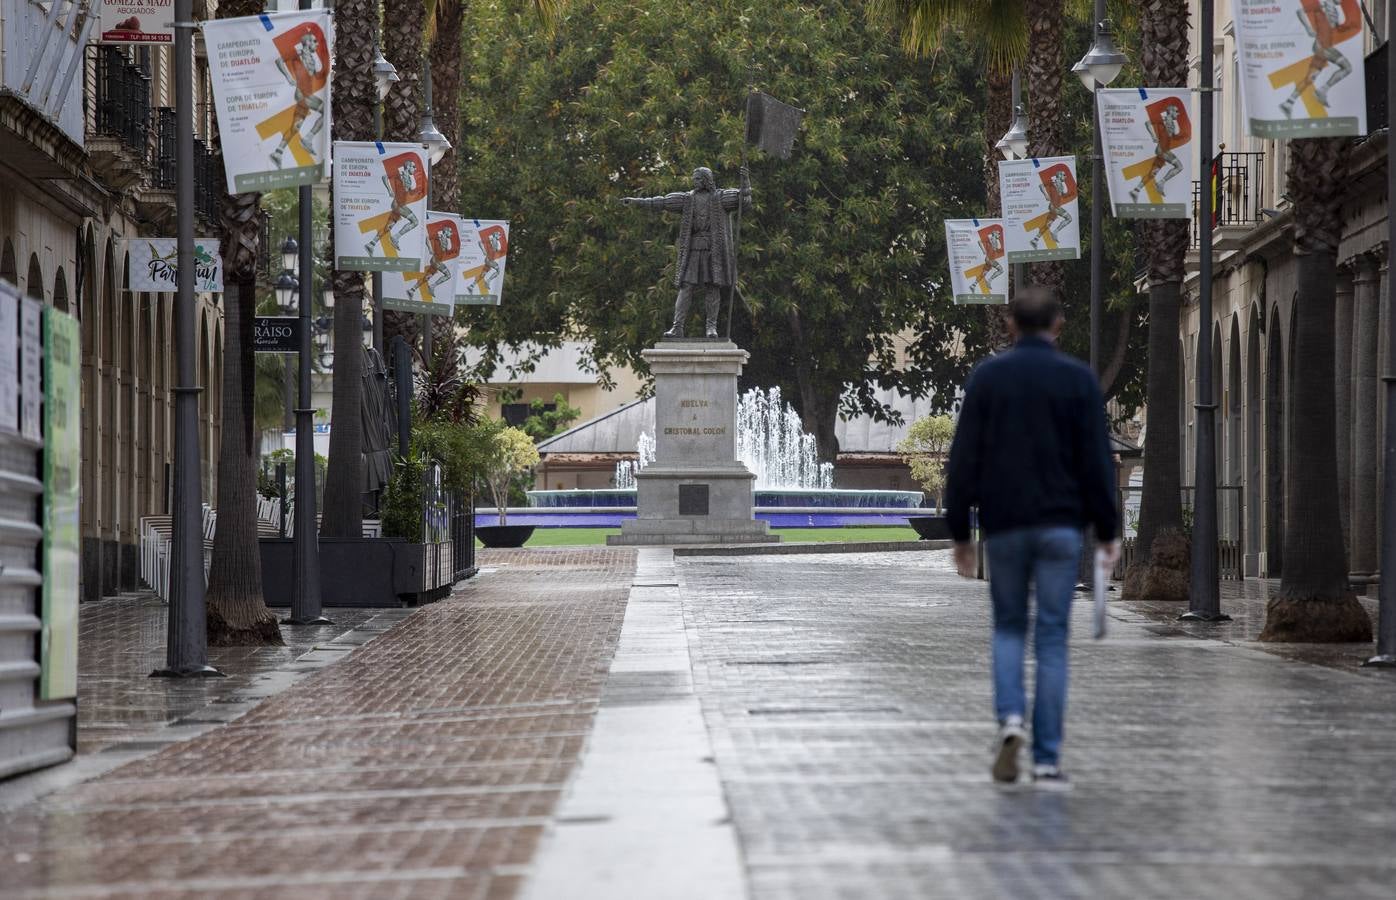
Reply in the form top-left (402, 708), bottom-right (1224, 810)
top-left (943, 287), bottom-right (1120, 788)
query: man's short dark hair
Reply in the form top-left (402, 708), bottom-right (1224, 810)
top-left (1011, 286), bottom-right (1062, 333)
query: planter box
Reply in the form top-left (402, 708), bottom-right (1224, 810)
top-left (907, 516), bottom-right (951, 541)
top-left (476, 524), bottom-right (536, 548)
top-left (260, 537), bottom-right (456, 608)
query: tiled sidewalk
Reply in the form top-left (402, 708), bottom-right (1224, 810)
top-left (0, 548), bottom-right (635, 899)
top-left (678, 550), bottom-right (1396, 900)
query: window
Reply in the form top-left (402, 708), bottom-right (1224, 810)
top-left (502, 402), bottom-right (554, 428)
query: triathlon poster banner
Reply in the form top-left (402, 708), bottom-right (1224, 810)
top-left (1098, 88), bottom-right (1194, 219)
top-left (203, 9), bottom-right (333, 192)
top-left (453, 219), bottom-right (510, 306)
top-left (998, 156), bottom-right (1080, 263)
top-left (1235, 0), bottom-right (1366, 138)
top-left (944, 218), bottom-right (1007, 305)
top-left (333, 141), bottom-right (430, 273)
top-left (383, 211), bottom-right (464, 316)
top-left (98, 0), bottom-right (175, 43)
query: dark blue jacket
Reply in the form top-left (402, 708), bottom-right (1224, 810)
top-left (944, 335), bottom-right (1118, 544)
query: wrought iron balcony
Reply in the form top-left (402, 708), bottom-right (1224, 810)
top-left (1190, 151), bottom-right (1267, 250)
top-left (87, 47), bottom-right (151, 190)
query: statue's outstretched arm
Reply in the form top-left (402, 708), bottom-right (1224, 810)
top-left (621, 192), bottom-right (687, 213)
top-left (720, 166), bottom-right (752, 212)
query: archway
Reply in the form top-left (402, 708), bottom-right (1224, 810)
top-left (155, 295), bottom-right (169, 511)
top-left (1, 239), bottom-right (16, 284)
top-left (1265, 305), bottom-right (1286, 577)
top-left (53, 268), bottom-right (69, 313)
top-left (120, 263), bottom-right (135, 544)
top-left (100, 245), bottom-right (118, 544)
top-left (25, 255), bottom-right (43, 301)
top-left (137, 293), bottom-right (153, 517)
top-left (1226, 317), bottom-right (1242, 543)
top-left (1246, 305), bottom-right (1263, 573)
top-left (200, 313), bottom-right (212, 500)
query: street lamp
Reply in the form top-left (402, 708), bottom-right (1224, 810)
top-left (275, 270), bottom-right (298, 313)
top-left (372, 47), bottom-right (399, 102)
top-left (995, 104), bottom-right (1030, 161)
top-left (280, 236), bottom-right (299, 275)
top-left (1075, 19), bottom-right (1127, 91)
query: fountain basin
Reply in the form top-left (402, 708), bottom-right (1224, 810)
top-left (477, 506), bottom-right (928, 529)
top-left (527, 488), bottom-right (924, 510)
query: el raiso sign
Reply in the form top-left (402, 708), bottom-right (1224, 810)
top-left (252, 317), bottom-right (301, 353)
top-left (124, 239), bottom-right (224, 293)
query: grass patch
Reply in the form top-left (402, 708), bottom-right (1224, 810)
top-left (476, 525), bottom-right (919, 548)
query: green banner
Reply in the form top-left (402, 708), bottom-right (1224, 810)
top-left (41, 308), bottom-right (80, 700)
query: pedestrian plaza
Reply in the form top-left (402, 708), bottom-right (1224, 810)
top-left (3, 546), bottom-right (1393, 899)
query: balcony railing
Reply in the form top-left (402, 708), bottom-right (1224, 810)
top-left (1190, 151), bottom-right (1266, 248)
top-left (153, 108), bottom-right (177, 191)
top-left (92, 47), bottom-right (151, 154)
top-left (194, 138), bottom-right (220, 224)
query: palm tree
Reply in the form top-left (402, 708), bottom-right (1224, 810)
top-left (426, 0), bottom-right (463, 212)
top-left (203, 0), bottom-right (283, 646)
top-left (1259, 137), bottom-right (1371, 643)
top-left (1022, 0), bottom-right (1064, 292)
top-left (1121, 0), bottom-right (1188, 602)
top-left (320, 0), bottom-right (378, 539)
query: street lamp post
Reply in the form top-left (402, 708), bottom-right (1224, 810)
top-left (1367, 0), bottom-right (1396, 666)
top-left (277, 239), bottom-right (297, 431)
top-left (996, 68), bottom-right (1030, 297)
top-left (1182, 0), bottom-right (1228, 621)
top-left (371, 39), bottom-right (398, 357)
top-left (288, 0), bottom-right (329, 626)
top-left (155, 0), bottom-right (220, 677)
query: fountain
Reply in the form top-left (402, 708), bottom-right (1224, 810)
top-left (523, 387), bottom-right (925, 526)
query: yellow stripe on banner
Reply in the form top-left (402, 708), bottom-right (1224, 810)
top-left (1121, 157), bottom-right (1166, 202)
top-left (1266, 58), bottom-right (1331, 118)
top-left (357, 212), bottom-right (400, 258)
top-left (1022, 213), bottom-right (1060, 249)
top-left (254, 105), bottom-right (316, 167)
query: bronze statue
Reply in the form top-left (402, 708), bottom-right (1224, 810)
top-left (622, 166), bottom-right (751, 338)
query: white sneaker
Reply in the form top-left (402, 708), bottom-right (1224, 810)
top-left (992, 716), bottom-right (1027, 783)
top-left (1032, 763), bottom-right (1072, 791)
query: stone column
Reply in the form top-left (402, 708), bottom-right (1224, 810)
top-left (1350, 255), bottom-right (1380, 579)
top-left (1378, 252), bottom-right (1390, 589)
top-left (1334, 264), bottom-right (1355, 557)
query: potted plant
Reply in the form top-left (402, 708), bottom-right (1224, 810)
top-left (475, 422), bottom-right (541, 548)
top-left (896, 414), bottom-right (954, 540)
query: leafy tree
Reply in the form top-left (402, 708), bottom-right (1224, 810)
top-left (896, 414), bottom-right (954, 511)
top-left (475, 422), bottom-right (540, 525)
top-left (498, 389), bottom-right (582, 442)
top-left (458, 0), bottom-right (991, 460)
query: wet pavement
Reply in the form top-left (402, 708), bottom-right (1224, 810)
top-left (673, 549), bottom-right (1396, 899)
top-left (5, 547), bottom-right (1396, 898)
top-left (0, 549), bottom-right (635, 898)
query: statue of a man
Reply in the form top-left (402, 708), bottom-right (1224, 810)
top-left (622, 166), bottom-right (751, 338)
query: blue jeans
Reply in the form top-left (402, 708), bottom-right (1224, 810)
top-left (985, 526), bottom-right (1082, 766)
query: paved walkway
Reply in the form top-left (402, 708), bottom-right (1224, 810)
top-left (5, 546), bottom-right (1396, 899)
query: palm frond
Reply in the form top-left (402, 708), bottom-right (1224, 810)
top-left (866, 0), bottom-right (1027, 72)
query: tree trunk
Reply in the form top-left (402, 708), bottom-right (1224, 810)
top-left (1260, 137), bottom-right (1370, 642)
top-left (428, 0), bottom-right (462, 212)
top-left (206, 270), bottom-right (283, 645)
top-left (382, 0), bottom-right (427, 351)
top-left (321, 0), bottom-right (377, 538)
top-left (1122, 0), bottom-right (1190, 603)
top-left (1023, 0), bottom-right (1063, 294)
top-left (983, 67), bottom-right (1013, 348)
top-left (787, 308), bottom-right (839, 463)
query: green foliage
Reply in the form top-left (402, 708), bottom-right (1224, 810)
top-left (476, 424), bottom-right (541, 524)
top-left (258, 448), bottom-right (327, 500)
top-left (500, 389), bottom-right (583, 442)
top-left (412, 416), bottom-right (498, 494)
top-left (457, 0), bottom-right (993, 437)
top-left (380, 453), bottom-right (427, 542)
top-left (896, 413), bottom-right (955, 499)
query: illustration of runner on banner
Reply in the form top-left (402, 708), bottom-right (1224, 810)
top-left (998, 156), bottom-right (1080, 263)
top-left (333, 142), bottom-right (430, 272)
top-left (1236, 0), bottom-right (1366, 138)
top-left (944, 219), bottom-right (1007, 305)
top-left (1098, 88), bottom-right (1193, 219)
top-left (383, 212), bottom-right (464, 316)
top-left (454, 219), bottom-right (510, 306)
top-left (202, 10), bottom-right (333, 192)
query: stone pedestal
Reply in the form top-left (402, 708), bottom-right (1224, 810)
top-left (608, 341), bottom-right (774, 546)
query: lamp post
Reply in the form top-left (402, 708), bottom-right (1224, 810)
top-left (371, 39), bottom-right (398, 357)
top-left (155, 0), bottom-right (219, 677)
top-left (1182, 0), bottom-right (1228, 621)
top-left (996, 68), bottom-right (1030, 298)
top-left (287, 0), bottom-right (328, 626)
top-left (1367, 0), bottom-right (1396, 666)
top-left (276, 243), bottom-right (297, 431)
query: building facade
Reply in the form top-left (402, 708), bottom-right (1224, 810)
top-left (0, 1), bottom-right (229, 601)
top-left (1175, 2), bottom-right (1388, 580)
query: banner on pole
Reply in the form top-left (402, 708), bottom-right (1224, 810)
top-left (1236, 0), bottom-right (1367, 138)
top-left (944, 219), bottom-right (1008, 305)
top-left (202, 9), bottom-right (333, 192)
top-left (745, 92), bottom-right (806, 159)
top-left (1098, 88), bottom-right (1194, 219)
top-left (453, 219), bottom-right (510, 306)
top-left (124, 239), bottom-right (223, 293)
top-left (333, 141), bottom-right (430, 273)
top-left (383, 211), bottom-right (464, 316)
top-left (998, 156), bottom-right (1081, 264)
top-left (97, 0), bottom-right (174, 43)
top-left (41, 307), bottom-right (81, 700)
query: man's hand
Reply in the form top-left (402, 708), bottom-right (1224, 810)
top-left (1098, 539), bottom-right (1122, 569)
top-left (953, 541), bottom-right (976, 579)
